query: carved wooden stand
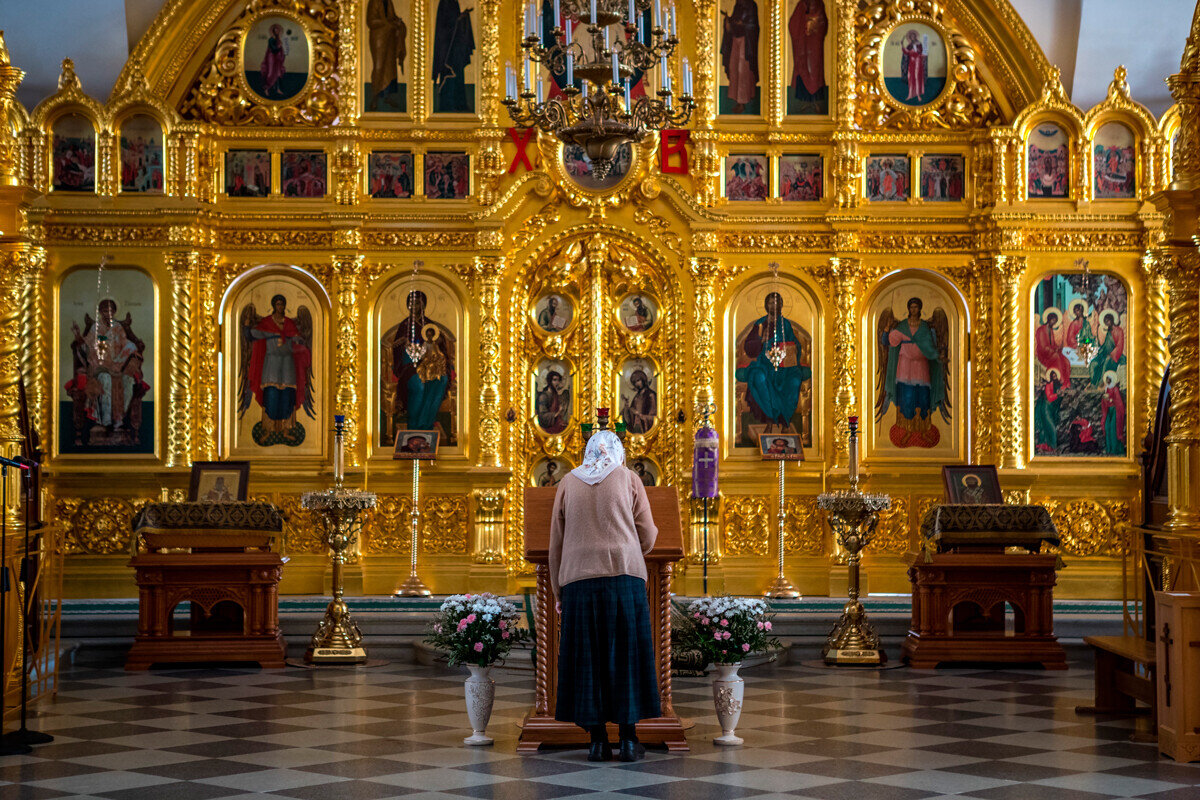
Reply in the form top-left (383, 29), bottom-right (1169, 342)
top-left (519, 487), bottom-right (688, 752)
top-left (126, 552), bottom-right (286, 670)
top-left (902, 551), bottom-right (1066, 670)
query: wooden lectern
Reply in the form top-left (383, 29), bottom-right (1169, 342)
top-left (518, 486), bottom-right (688, 752)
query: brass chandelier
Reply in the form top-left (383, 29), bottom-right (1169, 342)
top-left (504, 0), bottom-right (694, 179)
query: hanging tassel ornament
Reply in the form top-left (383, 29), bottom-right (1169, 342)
top-left (405, 260), bottom-right (428, 364)
top-left (765, 261), bottom-right (786, 370)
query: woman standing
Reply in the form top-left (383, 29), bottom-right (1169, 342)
top-left (549, 430), bottom-right (660, 762)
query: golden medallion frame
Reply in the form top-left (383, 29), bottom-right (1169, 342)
top-left (236, 8), bottom-right (316, 108)
top-left (875, 15), bottom-right (957, 116)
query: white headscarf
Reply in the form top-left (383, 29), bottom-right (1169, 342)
top-left (570, 430), bottom-right (625, 486)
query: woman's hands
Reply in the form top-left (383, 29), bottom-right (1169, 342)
top-left (556, 600), bottom-right (562, 615)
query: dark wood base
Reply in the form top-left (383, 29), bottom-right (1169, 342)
top-left (901, 633), bottom-right (1067, 670)
top-left (126, 551), bottom-right (285, 671)
top-left (516, 714), bottom-right (689, 753)
top-left (126, 632), bottom-right (287, 670)
top-left (904, 551), bottom-right (1065, 670)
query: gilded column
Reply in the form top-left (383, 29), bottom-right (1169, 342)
top-left (0, 32), bottom-right (23, 188)
top-left (1163, 250), bottom-right (1200, 532)
top-left (166, 251), bottom-right (195, 468)
top-left (0, 247), bottom-right (28, 526)
top-left (1140, 252), bottom-right (1171, 441)
top-left (586, 236), bottom-right (607, 413)
top-left (829, 256), bottom-right (860, 468)
top-left (472, 488), bottom-right (505, 564)
top-left (1148, 5), bottom-right (1200, 535)
top-left (337, 0), bottom-right (361, 123)
top-left (474, 255), bottom-right (504, 467)
top-left (995, 255), bottom-right (1027, 469)
top-left (193, 256), bottom-right (218, 461)
top-left (19, 246), bottom-right (48, 453)
top-left (969, 260), bottom-right (997, 464)
top-left (333, 254), bottom-right (364, 467)
top-left (687, 256), bottom-right (719, 415)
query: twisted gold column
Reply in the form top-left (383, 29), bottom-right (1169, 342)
top-left (1163, 251), bottom-right (1200, 533)
top-left (996, 255), bottom-right (1027, 469)
top-left (19, 247), bottom-right (48, 454)
top-left (0, 248), bottom-right (27, 527)
top-left (166, 252), bottom-right (195, 468)
top-left (1140, 252), bottom-right (1171, 444)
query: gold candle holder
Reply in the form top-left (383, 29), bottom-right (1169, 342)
top-left (817, 489), bottom-right (891, 665)
top-left (763, 459), bottom-right (800, 599)
top-left (395, 458), bottom-right (431, 596)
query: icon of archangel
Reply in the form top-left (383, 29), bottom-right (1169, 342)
top-left (874, 295), bottom-right (951, 448)
top-left (237, 294), bottom-right (315, 447)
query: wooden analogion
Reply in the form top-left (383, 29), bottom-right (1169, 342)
top-left (519, 486), bottom-right (687, 752)
top-left (125, 502), bottom-right (286, 670)
top-left (902, 505), bottom-right (1067, 670)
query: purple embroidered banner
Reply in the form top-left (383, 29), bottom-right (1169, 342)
top-left (692, 425), bottom-right (719, 499)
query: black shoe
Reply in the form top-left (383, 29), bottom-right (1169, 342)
top-left (588, 741), bottom-right (612, 762)
top-left (618, 739), bottom-right (644, 762)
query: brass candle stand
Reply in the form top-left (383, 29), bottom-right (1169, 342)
top-left (816, 489), bottom-right (891, 665)
top-left (302, 416), bottom-right (377, 664)
top-left (395, 457), bottom-right (432, 596)
top-left (763, 458), bottom-right (800, 598)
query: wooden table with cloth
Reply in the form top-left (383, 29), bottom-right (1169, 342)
top-left (125, 501), bottom-right (287, 670)
top-left (902, 504), bottom-right (1067, 669)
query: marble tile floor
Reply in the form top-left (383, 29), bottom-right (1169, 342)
top-left (3, 659), bottom-right (1198, 800)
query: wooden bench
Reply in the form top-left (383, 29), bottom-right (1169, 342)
top-left (1077, 635), bottom-right (1156, 742)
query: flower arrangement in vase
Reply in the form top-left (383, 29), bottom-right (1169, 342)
top-left (685, 596), bottom-right (779, 746)
top-left (426, 593), bottom-right (530, 745)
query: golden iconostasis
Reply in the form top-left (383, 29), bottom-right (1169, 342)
top-left (0, 0), bottom-right (1179, 599)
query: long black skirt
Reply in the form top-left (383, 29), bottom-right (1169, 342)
top-left (555, 574), bottom-right (662, 727)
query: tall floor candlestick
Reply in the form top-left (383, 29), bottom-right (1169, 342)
top-left (396, 458), bottom-right (431, 596)
top-left (303, 415), bottom-right (376, 665)
top-left (763, 459), bottom-right (800, 599)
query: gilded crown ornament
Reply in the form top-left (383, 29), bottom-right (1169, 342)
top-left (504, 0), bottom-right (694, 179)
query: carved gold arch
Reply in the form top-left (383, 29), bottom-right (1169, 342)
top-left (503, 226), bottom-right (686, 572)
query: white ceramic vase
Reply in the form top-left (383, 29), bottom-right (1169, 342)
top-left (711, 662), bottom-right (745, 746)
top-left (463, 664), bottom-right (495, 746)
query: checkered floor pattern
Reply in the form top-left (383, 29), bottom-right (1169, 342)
top-left (4, 659), bottom-right (1198, 800)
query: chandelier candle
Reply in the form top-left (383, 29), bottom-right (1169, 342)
top-left (504, 0), bottom-right (695, 179)
top-left (848, 415), bottom-right (859, 490)
top-left (334, 414), bottom-right (345, 487)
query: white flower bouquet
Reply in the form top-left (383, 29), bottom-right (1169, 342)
top-left (426, 593), bottom-right (530, 667)
top-left (684, 595), bottom-right (779, 665)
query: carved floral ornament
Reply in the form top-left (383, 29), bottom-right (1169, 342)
top-left (179, 0), bottom-right (340, 126)
top-left (854, 2), bottom-right (1002, 130)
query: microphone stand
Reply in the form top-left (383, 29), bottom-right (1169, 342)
top-left (0, 464), bottom-right (31, 755)
top-left (3, 464), bottom-right (51, 746)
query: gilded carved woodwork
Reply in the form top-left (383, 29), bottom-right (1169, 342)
top-left (472, 488), bottom-right (505, 564)
top-left (870, 495), bottom-right (911, 554)
top-left (55, 496), bottom-right (155, 555)
top-left (362, 494), bottom-right (469, 555)
top-left (1041, 498), bottom-right (1129, 557)
top-left (722, 496), bottom-right (770, 557)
